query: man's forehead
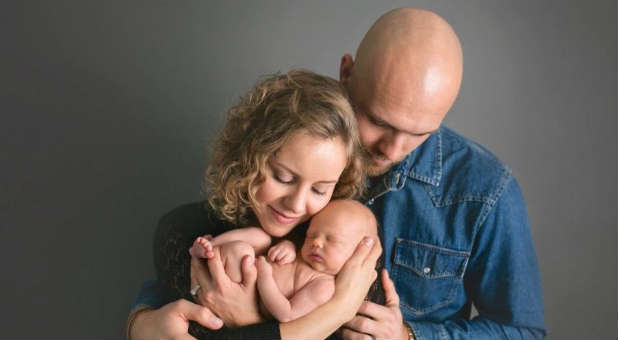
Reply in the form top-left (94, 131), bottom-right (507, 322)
top-left (354, 85), bottom-right (444, 135)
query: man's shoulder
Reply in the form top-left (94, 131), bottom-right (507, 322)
top-left (428, 126), bottom-right (513, 206)
top-left (440, 126), bottom-right (510, 175)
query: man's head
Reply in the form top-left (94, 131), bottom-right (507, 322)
top-left (340, 8), bottom-right (463, 176)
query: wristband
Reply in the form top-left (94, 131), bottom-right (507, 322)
top-left (403, 321), bottom-right (416, 340)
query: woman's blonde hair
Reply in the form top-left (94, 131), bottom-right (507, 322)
top-left (205, 69), bottom-right (365, 226)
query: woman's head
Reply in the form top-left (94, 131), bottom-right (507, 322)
top-left (205, 69), bottom-right (364, 235)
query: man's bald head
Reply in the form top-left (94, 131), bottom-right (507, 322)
top-left (340, 8), bottom-right (463, 176)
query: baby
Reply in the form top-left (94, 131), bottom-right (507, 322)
top-left (189, 199), bottom-right (378, 322)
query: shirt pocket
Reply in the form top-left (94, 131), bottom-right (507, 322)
top-left (392, 238), bottom-right (469, 316)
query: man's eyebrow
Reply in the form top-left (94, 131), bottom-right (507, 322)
top-left (272, 161), bottom-right (338, 184)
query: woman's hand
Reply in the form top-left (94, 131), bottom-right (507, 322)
top-left (333, 236), bottom-right (382, 320)
top-left (190, 247), bottom-right (264, 327)
top-left (129, 300), bottom-right (222, 339)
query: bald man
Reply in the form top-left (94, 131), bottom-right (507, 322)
top-left (128, 7), bottom-right (545, 340)
top-left (336, 8), bottom-right (545, 340)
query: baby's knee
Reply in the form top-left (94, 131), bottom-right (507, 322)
top-left (219, 241), bottom-right (255, 283)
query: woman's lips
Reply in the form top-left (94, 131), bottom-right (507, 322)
top-left (269, 206), bottom-right (300, 225)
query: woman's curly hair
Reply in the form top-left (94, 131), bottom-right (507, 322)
top-left (204, 69), bottom-right (365, 226)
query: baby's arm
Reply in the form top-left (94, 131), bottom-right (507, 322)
top-left (256, 257), bottom-right (335, 322)
top-left (189, 227), bottom-right (272, 259)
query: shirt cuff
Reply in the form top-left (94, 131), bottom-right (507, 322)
top-left (408, 320), bottom-right (449, 340)
top-left (130, 280), bottom-right (174, 311)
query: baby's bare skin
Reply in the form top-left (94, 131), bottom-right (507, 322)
top-left (188, 200), bottom-right (378, 322)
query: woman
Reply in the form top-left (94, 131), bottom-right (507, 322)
top-left (128, 69), bottom-right (381, 339)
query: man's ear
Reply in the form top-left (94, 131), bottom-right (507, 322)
top-left (339, 54), bottom-right (354, 84)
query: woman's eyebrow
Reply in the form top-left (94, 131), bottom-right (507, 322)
top-left (273, 161), bottom-right (339, 184)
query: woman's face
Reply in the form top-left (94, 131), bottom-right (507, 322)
top-left (253, 131), bottom-right (348, 237)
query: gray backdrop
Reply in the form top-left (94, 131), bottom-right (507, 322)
top-left (1, 1), bottom-right (616, 339)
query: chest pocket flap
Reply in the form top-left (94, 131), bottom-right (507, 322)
top-left (394, 238), bottom-right (468, 279)
top-left (392, 238), bottom-right (470, 316)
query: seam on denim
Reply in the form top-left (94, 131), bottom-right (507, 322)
top-left (438, 323), bottom-right (449, 340)
top-left (404, 129), bottom-right (442, 187)
top-left (393, 240), bottom-right (469, 279)
top-left (399, 275), bottom-right (460, 315)
top-left (396, 238), bottom-right (470, 256)
top-left (476, 167), bottom-right (513, 229)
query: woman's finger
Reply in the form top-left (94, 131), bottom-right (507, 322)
top-left (346, 236), bottom-right (376, 268)
top-left (240, 254), bottom-right (257, 287)
top-left (207, 247), bottom-right (230, 289)
top-left (191, 255), bottom-right (213, 292)
top-left (363, 236), bottom-right (382, 267)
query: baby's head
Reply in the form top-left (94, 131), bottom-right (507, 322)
top-left (300, 199), bottom-right (378, 275)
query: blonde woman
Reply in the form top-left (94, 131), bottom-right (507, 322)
top-left (128, 70), bottom-right (381, 339)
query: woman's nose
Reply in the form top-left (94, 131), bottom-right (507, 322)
top-left (284, 187), bottom-right (307, 214)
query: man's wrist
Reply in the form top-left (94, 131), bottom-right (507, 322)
top-left (126, 305), bottom-right (153, 339)
top-left (403, 321), bottom-right (416, 340)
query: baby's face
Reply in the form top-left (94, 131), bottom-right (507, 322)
top-left (300, 202), bottom-right (374, 275)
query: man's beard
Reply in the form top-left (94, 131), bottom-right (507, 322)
top-left (363, 148), bottom-right (397, 177)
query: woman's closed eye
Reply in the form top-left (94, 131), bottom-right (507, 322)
top-left (274, 171), bottom-right (294, 184)
top-left (312, 187), bottom-right (327, 196)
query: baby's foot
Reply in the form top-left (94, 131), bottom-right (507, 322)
top-left (189, 235), bottom-right (215, 259)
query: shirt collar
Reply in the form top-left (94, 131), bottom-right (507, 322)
top-left (393, 126), bottom-right (443, 187)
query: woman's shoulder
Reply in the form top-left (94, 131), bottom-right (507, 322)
top-left (157, 200), bottom-right (234, 237)
top-left (160, 201), bottom-right (210, 224)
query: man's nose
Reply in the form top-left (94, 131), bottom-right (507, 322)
top-left (379, 132), bottom-right (405, 161)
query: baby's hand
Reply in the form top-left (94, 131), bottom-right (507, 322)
top-left (267, 240), bottom-right (296, 265)
top-left (188, 235), bottom-right (215, 259)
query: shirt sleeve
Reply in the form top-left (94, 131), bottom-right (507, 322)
top-left (407, 177), bottom-right (546, 340)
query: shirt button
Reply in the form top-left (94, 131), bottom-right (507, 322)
top-left (423, 267), bottom-right (431, 274)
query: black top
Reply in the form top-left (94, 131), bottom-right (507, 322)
top-left (154, 201), bottom-right (281, 340)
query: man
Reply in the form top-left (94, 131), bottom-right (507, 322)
top-left (128, 7), bottom-right (545, 340)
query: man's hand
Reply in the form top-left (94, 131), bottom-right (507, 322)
top-left (191, 246), bottom-right (263, 327)
top-left (129, 299), bottom-right (222, 340)
top-left (340, 269), bottom-right (410, 340)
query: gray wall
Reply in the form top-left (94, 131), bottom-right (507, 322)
top-left (1, 1), bottom-right (615, 339)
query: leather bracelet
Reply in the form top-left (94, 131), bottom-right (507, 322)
top-left (403, 321), bottom-right (416, 340)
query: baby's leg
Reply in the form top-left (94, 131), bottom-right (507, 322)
top-left (218, 240), bottom-right (255, 283)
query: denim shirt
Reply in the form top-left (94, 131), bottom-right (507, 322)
top-left (365, 126), bottom-right (546, 339)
